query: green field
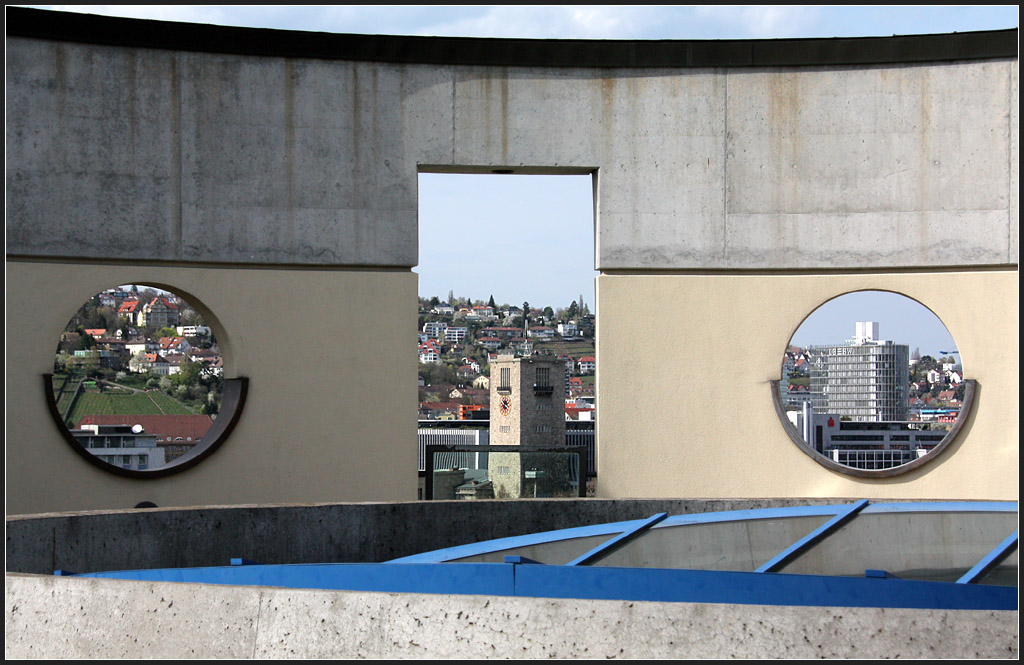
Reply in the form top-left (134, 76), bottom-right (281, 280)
top-left (532, 339), bottom-right (595, 358)
top-left (66, 388), bottom-right (196, 426)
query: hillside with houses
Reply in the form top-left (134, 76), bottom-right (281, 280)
top-left (417, 295), bottom-right (596, 421)
top-left (51, 286), bottom-right (225, 466)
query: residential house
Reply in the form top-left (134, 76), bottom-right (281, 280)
top-left (419, 340), bottom-right (442, 364)
top-left (117, 299), bottom-right (142, 326)
top-left (450, 387), bottom-right (488, 404)
top-left (471, 305), bottom-right (495, 320)
top-left (158, 336), bottom-right (192, 355)
top-left (478, 336), bottom-right (502, 351)
top-left (164, 354), bottom-right (188, 375)
top-left (125, 338), bottom-right (157, 356)
top-left (137, 352), bottom-right (171, 375)
top-left (139, 296), bottom-right (180, 329)
top-left (529, 326), bottom-right (556, 341)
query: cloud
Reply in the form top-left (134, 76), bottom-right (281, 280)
top-left (29, 5), bottom-right (1016, 40)
top-left (48, 5), bottom-right (234, 25)
top-left (693, 5), bottom-right (822, 38)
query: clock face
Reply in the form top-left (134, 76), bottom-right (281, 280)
top-left (499, 396), bottom-right (512, 416)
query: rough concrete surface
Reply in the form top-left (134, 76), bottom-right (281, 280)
top-left (5, 573), bottom-right (1018, 659)
top-left (5, 498), bottom-right (851, 575)
top-left (6, 35), bottom-right (1017, 271)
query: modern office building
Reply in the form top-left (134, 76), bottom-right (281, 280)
top-left (808, 323), bottom-right (910, 422)
top-left (788, 402), bottom-right (949, 470)
top-left (70, 423), bottom-right (165, 471)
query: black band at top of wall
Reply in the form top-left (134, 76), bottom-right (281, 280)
top-left (6, 7), bottom-right (1018, 69)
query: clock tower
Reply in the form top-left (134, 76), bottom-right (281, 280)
top-left (488, 355), bottom-right (568, 498)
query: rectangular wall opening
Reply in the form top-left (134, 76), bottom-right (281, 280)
top-left (416, 170), bottom-right (598, 498)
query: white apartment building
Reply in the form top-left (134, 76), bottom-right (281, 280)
top-left (445, 327), bottom-right (468, 343)
top-left (423, 321), bottom-right (448, 339)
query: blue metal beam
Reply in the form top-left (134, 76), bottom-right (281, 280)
top-left (76, 561), bottom-right (1018, 610)
top-left (566, 513), bottom-right (667, 566)
top-left (957, 530), bottom-right (1018, 584)
top-left (756, 499), bottom-right (869, 573)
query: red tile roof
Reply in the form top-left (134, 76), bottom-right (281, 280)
top-left (76, 414), bottom-right (213, 442)
top-left (158, 336), bottom-right (187, 349)
top-left (149, 296), bottom-right (179, 309)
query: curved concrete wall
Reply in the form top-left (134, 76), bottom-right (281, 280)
top-left (4, 498), bottom-right (847, 575)
top-left (5, 9), bottom-right (1018, 512)
top-left (6, 500), bottom-right (1017, 658)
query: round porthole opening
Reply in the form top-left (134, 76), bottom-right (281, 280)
top-left (48, 284), bottom-right (246, 477)
top-left (777, 290), bottom-right (970, 476)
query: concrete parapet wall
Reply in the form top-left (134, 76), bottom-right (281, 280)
top-left (7, 498), bottom-right (848, 575)
top-left (6, 18), bottom-right (1018, 271)
top-left (5, 573), bottom-right (1018, 658)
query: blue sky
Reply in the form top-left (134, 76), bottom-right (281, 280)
top-left (27, 5), bottom-right (1014, 353)
top-left (789, 291), bottom-right (957, 359)
top-left (33, 6), bottom-right (1018, 39)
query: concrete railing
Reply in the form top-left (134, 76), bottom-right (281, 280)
top-left (8, 498), bottom-right (847, 575)
top-left (5, 499), bottom-right (1017, 659)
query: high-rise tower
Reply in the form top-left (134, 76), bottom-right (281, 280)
top-left (809, 322), bottom-right (909, 422)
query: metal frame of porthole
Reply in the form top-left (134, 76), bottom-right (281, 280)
top-left (44, 373), bottom-right (248, 479)
top-left (771, 379), bottom-right (976, 478)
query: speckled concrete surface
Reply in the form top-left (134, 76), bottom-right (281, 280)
top-left (6, 574), bottom-right (1018, 659)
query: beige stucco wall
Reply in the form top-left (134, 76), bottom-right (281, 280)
top-left (596, 270), bottom-right (1018, 499)
top-left (5, 260), bottom-right (417, 515)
